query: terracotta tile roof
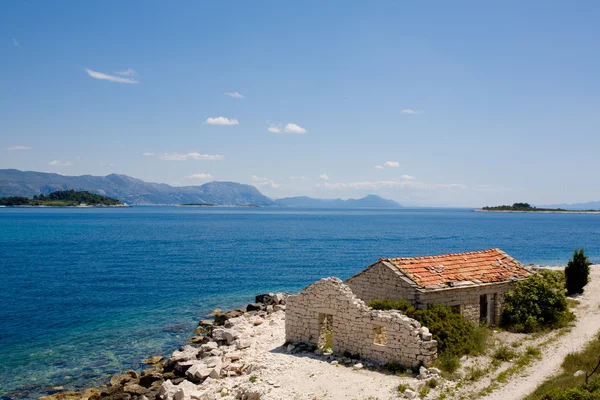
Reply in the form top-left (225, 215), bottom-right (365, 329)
top-left (384, 248), bottom-right (530, 289)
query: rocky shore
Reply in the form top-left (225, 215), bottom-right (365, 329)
top-left (40, 293), bottom-right (292, 400)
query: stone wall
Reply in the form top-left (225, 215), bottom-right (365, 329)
top-left (344, 261), bottom-right (517, 325)
top-left (285, 278), bottom-right (437, 368)
top-left (418, 282), bottom-right (515, 325)
top-left (345, 261), bottom-right (419, 303)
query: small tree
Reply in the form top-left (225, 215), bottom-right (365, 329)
top-left (565, 248), bottom-right (591, 295)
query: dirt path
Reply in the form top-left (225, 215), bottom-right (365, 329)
top-left (482, 266), bottom-right (600, 400)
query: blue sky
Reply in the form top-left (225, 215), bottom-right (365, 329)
top-left (2, 1), bottom-right (600, 206)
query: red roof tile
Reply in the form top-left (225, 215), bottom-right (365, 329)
top-left (384, 248), bottom-right (530, 289)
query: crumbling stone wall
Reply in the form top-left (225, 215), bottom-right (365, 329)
top-left (285, 278), bottom-right (437, 368)
top-left (345, 260), bottom-right (517, 325)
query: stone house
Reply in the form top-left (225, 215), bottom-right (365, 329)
top-left (285, 277), bottom-right (437, 368)
top-left (345, 248), bottom-right (531, 325)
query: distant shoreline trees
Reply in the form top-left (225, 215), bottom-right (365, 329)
top-left (0, 190), bottom-right (122, 206)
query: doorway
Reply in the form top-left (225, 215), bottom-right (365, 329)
top-left (318, 313), bottom-right (333, 350)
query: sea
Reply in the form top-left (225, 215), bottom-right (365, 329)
top-left (1, 207), bottom-right (599, 399)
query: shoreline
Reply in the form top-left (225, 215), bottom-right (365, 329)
top-left (474, 209), bottom-right (600, 214)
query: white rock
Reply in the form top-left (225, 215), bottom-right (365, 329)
top-left (286, 344), bottom-right (295, 353)
top-left (158, 380), bottom-right (178, 400)
top-left (236, 339), bottom-right (253, 350)
top-left (574, 370), bottom-right (586, 377)
top-left (330, 360), bottom-right (339, 365)
top-left (353, 363), bottom-right (363, 370)
top-left (404, 389), bottom-right (418, 399)
top-left (186, 363), bottom-right (210, 382)
top-left (200, 342), bottom-right (218, 352)
top-left (212, 328), bottom-right (239, 345)
top-left (253, 318), bottom-right (264, 326)
top-left (273, 304), bottom-right (286, 312)
top-left (171, 346), bottom-right (201, 362)
top-left (428, 367), bottom-right (441, 375)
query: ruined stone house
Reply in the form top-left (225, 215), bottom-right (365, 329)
top-left (285, 277), bottom-right (437, 368)
top-left (345, 248), bottom-right (531, 325)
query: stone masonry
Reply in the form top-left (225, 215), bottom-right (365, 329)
top-left (285, 277), bottom-right (438, 368)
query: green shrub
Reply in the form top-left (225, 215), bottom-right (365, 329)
top-left (369, 300), bottom-right (488, 357)
top-left (502, 270), bottom-right (575, 333)
top-left (436, 352), bottom-right (460, 374)
top-left (493, 345), bottom-right (517, 362)
top-left (565, 249), bottom-right (591, 295)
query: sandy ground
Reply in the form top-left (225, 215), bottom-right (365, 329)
top-left (481, 266), bottom-right (600, 400)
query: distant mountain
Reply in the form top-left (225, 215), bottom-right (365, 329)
top-left (539, 201), bottom-right (600, 211)
top-left (0, 169), bottom-right (274, 206)
top-left (274, 194), bottom-right (402, 208)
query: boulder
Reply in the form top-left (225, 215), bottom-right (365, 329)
top-left (171, 346), bottom-right (201, 362)
top-left (188, 336), bottom-right (209, 345)
top-left (158, 380), bottom-right (178, 400)
top-left (143, 355), bottom-right (164, 365)
top-left (174, 361), bottom-right (198, 376)
top-left (245, 303), bottom-right (263, 312)
top-left (186, 363), bottom-right (211, 383)
top-left (353, 363), bottom-right (363, 370)
top-left (200, 341), bottom-right (218, 352)
top-left (212, 328), bottom-right (238, 345)
top-left (273, 305), bottom-right (286, 312)
top-left (173, 380), bottom-right (199, 400)
top-left (213, 310), bottom-right (244, 326)
top-left (428, 367), bottom-right (441, 375)
top-left (139, 372), bottom-right (164, 388)
top-left (123, 384), bottom-right (150, 396)
top-left (110, 373), bottom-right (135, 387)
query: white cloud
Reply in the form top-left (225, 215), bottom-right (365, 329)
top-left (85, 68), bottom-right (140, 84)
top-left (142, 152), bottom-right (155, 156)
top-left (184, 173), bottom-right (213, 180)
top-left (251, 175), bottom-right (280, 189)
top-left (284, 123), bottom-right (307, 134)
top-left (384, 161), bottom-right (400, 168)
top-left (206, 117), bottom-right (239, 125)
top-left (225, 92), bottom-right (244, 99)
top-left (158, 152), bottom-right (224, 161)
top-left (256, 180), bottom-right (280, 189)
top-left (12, 39), bottom-right (19, 48)
top-left (401, 109), bottom-right (423, 114)
top-left (115, 68), bottom-right (136, 76)
top-left (6, 145), bottom-right (30, 151)
top-left (400, 175), bottom-right (416, 180)
top-left (267, 124), bottom-right (282, 133)
top-left (288, 176), bottom-right (308, 181)
top-left (319, 173), bottom-right (330, 181)
top-left (48, 160), bottom-right (72, 167)
top-left (374, 165), bottom-right (384, 170)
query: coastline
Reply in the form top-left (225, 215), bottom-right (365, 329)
top-left (474, 209), bottom-right (600, 214)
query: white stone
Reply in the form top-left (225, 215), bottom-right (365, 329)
top-left (236, 339), bottom-right (253, 349)
top-left (574, 370), bottom-right (586, 377)
top-left (200, 342), bottom-right (218, 352)
top-left (158, 380), bottom-right (178, 400)
top-left (404, 389), bottom-right (418, 399)
top-left (353, 363), bottom-right (363, 370)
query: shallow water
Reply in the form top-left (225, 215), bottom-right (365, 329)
top-left (1, 207), bottom-right (599, 398)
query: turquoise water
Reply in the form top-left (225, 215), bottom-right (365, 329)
top-left (1, 207), bottom-right (599, 398)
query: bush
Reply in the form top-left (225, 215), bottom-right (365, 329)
top-left (369, 300), bottom-right (488, 357)
top-left (565, 249), bottom-right (591, 295)
top-left (502, 270), bottom-right (575, 333)
top-left (436, 352), bottom-right (460, 374)
top-left (493, 345), bottom-right (517, 362)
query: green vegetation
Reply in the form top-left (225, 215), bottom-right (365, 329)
top-left (501, 269), bottom-right (575, 333)
top-left (528, 332), bottom-right (600, 400)
top-left (0, 190), bottom-right (122, 207)
top-left (565, 249), bottom-right (591, 295)
top-left (369, 299), bottom-right (488, 373)
top-left (481, 202), bottom-right (599, 212)
top-left (492, 345), bottom-right (517, 362)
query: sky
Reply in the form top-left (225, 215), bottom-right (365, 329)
top-left (1, 1), bottom-right (600, 207)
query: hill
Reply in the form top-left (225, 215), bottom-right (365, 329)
top-left (0, 169), bottom-right (273, 206)
top-left (539, 201), bottom-right (600, 211)
top-left (274, 194), bottom-right (402, 208)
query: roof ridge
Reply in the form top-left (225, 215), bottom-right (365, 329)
top-left (386, 247), bottom-right (500, 261)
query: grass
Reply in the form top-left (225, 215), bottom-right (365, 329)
top-left (465, 365), bottom-right (487, 381)
top-left (526, 332), bottom-right (600, 399)
top-left (435, 353), bottom-right (460, 374)
top-left (493, 346), bottom-right (518, 362)
top-left (249, 375), bottom-right (257, 383)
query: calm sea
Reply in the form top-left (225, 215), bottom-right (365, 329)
top-left (1, 207), bottom-right (599, 398)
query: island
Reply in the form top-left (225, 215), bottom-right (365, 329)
top-left (477, 202), bottom-right (600, 213)
top-left (0, 190), bottom-right (125, 207)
